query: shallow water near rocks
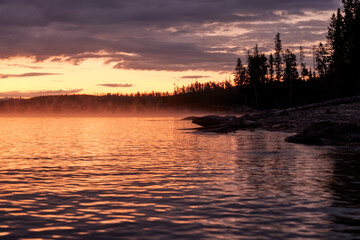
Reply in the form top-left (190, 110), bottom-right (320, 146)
top-left (0, 117), bottom-right (359, 239)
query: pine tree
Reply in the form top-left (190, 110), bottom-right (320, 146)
top-left (327, 0), bottom-right (360, 95)
top-left (274, 33), bottom-right (283, 81)
top-left (327, 9), bottom-right (345, 76)
top-left (234, 57), bottom-right (248, 86)
top-left (246, 45), bottom-right (268, 108)
top-left (315, 43), bottom-right (330, 78)
top-left (284, 49), bottom-right (299, 82)
top-left (268, 53), bottom-right (275, 82)
top-left (299, 46), bottom-right (309, 79)
top-left (247, 45), bottom-right (268, 84)
top-left (284, 49), bottom-right (299, 106)
top-left (353, 0), bottom-right (360, 93)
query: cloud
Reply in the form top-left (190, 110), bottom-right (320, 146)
top-left (6, 64), bottom-right (43, 69)
top-left (97, 83), bottom-right (133, 88)
top-left (181, 75), bottom-right (210, 79)
top-left (0, 0), bottom-right (341, 71)
top-left (0, 72), bottom-right (62, 78)
top-left (0, 89), bottom-right (83, 98)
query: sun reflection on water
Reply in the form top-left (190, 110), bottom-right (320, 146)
top-left (0, 117), bottom-right (359, 239)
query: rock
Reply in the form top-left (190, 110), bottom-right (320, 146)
top-left (278, 110), bottom-right (289, 116)
top-left (285, 121), bottom-right (360, 145)
top-left (271, 123), bottom-right (295, 131)
top-left (325, 109), bottom-right (336, 114)
top-left (192, 115), bottom-right (236, 127)
top-left (198, 124), bottom-right (233, 133)
top-left (240, 114), bottom-right (257, 121)
top-left (238, 114), bottom-right (261, 128)
top-left (241, 119), bottom-right (260, 128)
top-left (190, 114), bottom-right (260, 133)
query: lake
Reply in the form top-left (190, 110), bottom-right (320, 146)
top-left (0, 117), bottom-right (359, 239)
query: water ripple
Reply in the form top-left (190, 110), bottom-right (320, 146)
top-left (0, 117), bottom-right (359, 239)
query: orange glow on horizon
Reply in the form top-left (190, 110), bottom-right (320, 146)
top-left (0, 57), bottom-right (230, 98)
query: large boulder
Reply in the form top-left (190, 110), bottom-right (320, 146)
top-left (192, 115), bottom-right (236, 127)
top-left (190, 114), bottom-right (260, 133)
top-left (285, 121), bottom-right (360, 145)
top-left (238, 114), bottom-right (261, 128)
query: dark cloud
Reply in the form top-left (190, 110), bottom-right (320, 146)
top-left (181, 75), bottom-right (210, 79)
top-left (0, 89), bottom-right (83, 98)
top-left (0, 72), bottom-right (62, 78)
top-left (97, 83), bottom-right (133, 88)
top-left (0, 0), bottom-right (341, 71)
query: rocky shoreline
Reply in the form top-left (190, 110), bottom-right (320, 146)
top-left (185, 96), bottom-right (360, 146)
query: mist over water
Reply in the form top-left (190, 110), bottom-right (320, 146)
top-left (0, 117), bottom-right (359, 239)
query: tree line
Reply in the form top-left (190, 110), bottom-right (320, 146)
top-left (175, 0), bottom-right (360, 109)
top-left (0, 0), bottom-right (359, 113)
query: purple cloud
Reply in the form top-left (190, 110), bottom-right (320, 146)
top-left (181, 75), bottom-right (210, 79)
top-left (0, 0), bottom-right (340, 71)
top-left (0, 72), bottom-right (62, 78)
top-left (97, 83), bottom-right (133, 88)
top-left (0, 89), bottom-right (83, 98)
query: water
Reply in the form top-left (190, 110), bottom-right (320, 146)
top-left (0, 117), bottom-right (359, 239)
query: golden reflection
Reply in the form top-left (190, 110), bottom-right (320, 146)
top-left (0, 117), bottom-right (347, 239)
top-left (29, 226), bottom-right (74, 232)
top-left (0, 208), bottom-right (22, 211)
top-left (19, 239), bottom-right (45, 240)
top-left (80, 209), bottom-right (136, 214)
top-left (8, 212), bottom-right (27, 216)
top-left (38, 209), bottom-right (62, 213)
top-left (147, 217), bottom-right (163, 221)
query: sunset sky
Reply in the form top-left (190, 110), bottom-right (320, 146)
top-left (0, 0), bottom-right (341, 97)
